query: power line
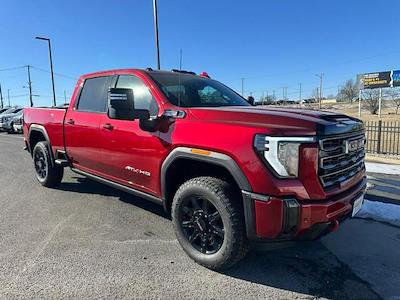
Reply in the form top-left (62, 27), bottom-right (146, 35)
top-left (30, 65), bottom-right (77, 80)
top-left (0, 66), bottom-right (26, 72)
top-left (221, 50), bottom-right (400, 83)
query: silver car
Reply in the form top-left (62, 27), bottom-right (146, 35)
top-left (0, 108), bottom-right (23, 133)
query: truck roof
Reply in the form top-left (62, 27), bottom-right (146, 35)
top-left (79, 68), bottom-right (200, 81)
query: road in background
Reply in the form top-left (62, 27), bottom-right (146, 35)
top-left (0, 133), bottom-right (398, 299)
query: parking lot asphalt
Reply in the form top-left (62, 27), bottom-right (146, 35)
top-left (0, 132), bottom-right (398, 299)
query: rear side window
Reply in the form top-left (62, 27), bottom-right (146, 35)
top-left (77, 76), bottom-right (114, 112)
top-left (116, 75), bottom-right (159, 116)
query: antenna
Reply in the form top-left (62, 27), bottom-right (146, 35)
top-left (178, 49), bottom-right (182, 107)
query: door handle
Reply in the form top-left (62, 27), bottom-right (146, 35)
top-left (67, 119), bottom-right (75, 125)
top-left (103, 123), bottom-right (114, 130)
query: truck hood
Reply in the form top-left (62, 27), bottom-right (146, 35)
top-left (188, 106), bottom-right (363, 136)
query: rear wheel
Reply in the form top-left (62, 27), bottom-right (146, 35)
top-left (32, 141), bottom-right (64, 187)
top-left (172, 176), bottom-right (248, 270)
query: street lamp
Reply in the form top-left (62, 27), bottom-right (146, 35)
top-left (35, 36), bottom-right (56, 107)
top-left (153, 0), bottom-right (160, 70)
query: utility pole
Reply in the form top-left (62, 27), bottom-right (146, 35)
top-left (153, 0), bottom-right (161, 70)
top-left (0, 82), bottom-right (3, 109)
top-left (282, 87), bottom-right (288, 102)
top-left (7, 89), bottom-right (10, 107)
top-left (358, 89), bottom-right (362, 117)
top-left (299, 83), bottom-right (302, 103)
top-left (64, 90), bottom-right (67, 104)
top-left (262, 91), bottom-right (265, 106)
top-left (241, 78), bottom-right (244, 96)
top-left (378, 88), bottom-right (382, 118)
top-left (27, 65), bottom-right (33, 107)
top-left (316, 73), bottom-right (324, 109)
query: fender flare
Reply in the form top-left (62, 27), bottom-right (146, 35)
top-left (28, 124), bottom-right (55, 166)
top-left (160, 147), bottom-right (252, 201)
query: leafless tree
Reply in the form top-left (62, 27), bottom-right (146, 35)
top-left (338, 79), bottom-right (359, 103)
top-left (386, 88), bottom-right (400, 114)
top-left (362, 89), bottom-right (380, 114)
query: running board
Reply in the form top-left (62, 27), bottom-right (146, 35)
top-left (70, 168), bottom-right (163, 205)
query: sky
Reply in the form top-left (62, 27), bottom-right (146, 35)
top-left (0, 0), bottom-right (400, 107)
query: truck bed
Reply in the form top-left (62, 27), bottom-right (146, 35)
top-left (23, 107), bottom-right (67, 157)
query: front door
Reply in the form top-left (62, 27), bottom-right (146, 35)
top-left (100, 74), bottom-right (163, 196)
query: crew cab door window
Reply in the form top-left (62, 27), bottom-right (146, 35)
top-left (198, 86), bottom-right (230, 105)
top-left (77, 76), bottom-right (114, 113)
top-left (116, 75), bottom-right (159, 116)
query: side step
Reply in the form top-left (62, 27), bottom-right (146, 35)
top-left (54, 159), bottom-right (70, 167)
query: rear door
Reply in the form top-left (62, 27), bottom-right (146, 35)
top-left (99, 74), bottom-right (163, 196)
top-left (65, 75), bottom-right (115, 175)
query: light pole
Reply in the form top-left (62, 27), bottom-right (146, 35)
top-left (153, 0), bottom-right (160, 70)
top-left (0, 82), bottom-right (3, 109)
top-left (27, 65), bottom-right (33, 107)
top-left (7, 89), bottom-right (10, 107)
top-left (35, 36), bottom-right (56, 107)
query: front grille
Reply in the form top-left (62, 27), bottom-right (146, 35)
top-left (319, 131), bottom-right (365, 190)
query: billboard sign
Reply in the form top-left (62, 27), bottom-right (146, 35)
top-left (361, 72), bottom-right (391, 89)
top-left (393, 70), bottom-right (400, 87)
top-left (360, 70), bottom-right (400, 89)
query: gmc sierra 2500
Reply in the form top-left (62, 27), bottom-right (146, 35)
top-left (23, 68), bottom-right (366, 269)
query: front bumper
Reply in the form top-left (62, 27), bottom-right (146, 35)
top-left (12, 124), bottom-right (23, 132)
top-left (242, 176), bottom-right (367, 242)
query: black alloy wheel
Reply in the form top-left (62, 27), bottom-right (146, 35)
top-left (34, 148), bottom-right (48, 180)
top-left (179, 195), bottom-right (225, 254)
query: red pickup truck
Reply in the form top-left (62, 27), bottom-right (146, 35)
top-left (23, 68), bottom-right (366, 269)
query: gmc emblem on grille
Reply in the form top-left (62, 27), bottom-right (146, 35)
top-left (345, 138), bottom-right (364, 153)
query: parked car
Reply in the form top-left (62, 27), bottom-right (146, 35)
top-left (11, 111), bottom-right (24, 133)
top-left (23, 68), bottom-right (366, 270)
top-left (0, 107), bottom-right (23, 132)
top-left (0, 107), bottom-right (10, 115)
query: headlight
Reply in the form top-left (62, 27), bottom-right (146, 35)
top-left (254, 135), bottom-right (315, 178)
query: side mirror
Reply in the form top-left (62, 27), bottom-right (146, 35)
top-left (107, 88), bottom-right (150, 120)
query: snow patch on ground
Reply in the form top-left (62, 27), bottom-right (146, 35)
top-left (356, 199), bottom-right (400, 227)
top-left (365, 162), bottom-right (400, 175)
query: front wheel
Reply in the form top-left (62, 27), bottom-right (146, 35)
top-left (32, 141), bottom-right (64, 187)
top-left (172, 177), bottom-right (248, 270)
top-left (7, 123), bottom-right (13, 134)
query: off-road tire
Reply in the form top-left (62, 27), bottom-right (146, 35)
top-left (172, 176), bottom-right (248, 270)
top-left (32, 141), bottom-right (64, 187)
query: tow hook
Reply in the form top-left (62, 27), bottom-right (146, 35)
top-left (330, 219), bottom-right (340, 232)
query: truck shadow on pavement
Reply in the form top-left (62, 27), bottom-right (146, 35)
top-left (223, 242), bottom-right (380, 300)
top-left (56, 176), bottom-right (169, 219)
top-left (55, 175), bottom-right (380, 300)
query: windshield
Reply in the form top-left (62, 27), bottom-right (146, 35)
top-left (148, 72), bottom-right (250, 108)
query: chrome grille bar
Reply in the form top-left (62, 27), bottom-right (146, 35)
top-left (319, 130), bottom-right (365, 190)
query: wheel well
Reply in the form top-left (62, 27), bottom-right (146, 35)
top-left (163, 158), bottom-right (241, 213)
top-left (29, 130), bottom-right (46, 155)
